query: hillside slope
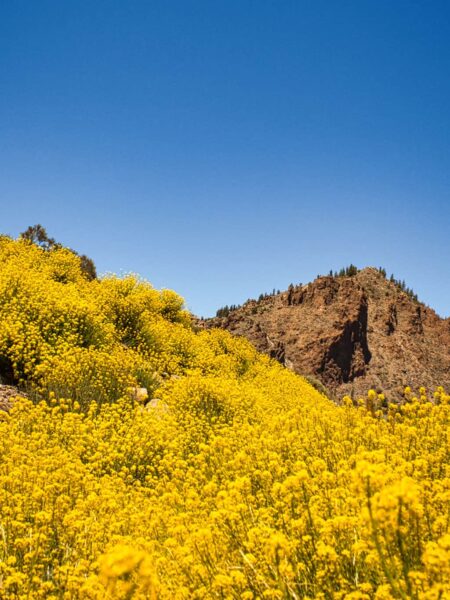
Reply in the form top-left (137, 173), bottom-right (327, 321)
top-left (203, 267), bottom-right (450, 400)
top-left (0, 237), bottom-right (449, 598)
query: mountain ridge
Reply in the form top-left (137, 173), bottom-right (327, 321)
top-left (200, 267), bottom-right (450, 400)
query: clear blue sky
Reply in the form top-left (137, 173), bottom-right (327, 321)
top-left (1, 1), bottom-right (449, 317)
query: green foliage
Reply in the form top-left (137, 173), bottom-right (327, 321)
top-left (216, 303), bottom-right (241, 317)
top-left (216, 305), bottom-right (230, 318)
top-left (331, 264), bottom-right (359, 277)
top-left (388, 272), bottom-right (419, 302)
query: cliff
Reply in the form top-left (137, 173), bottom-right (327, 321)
top-left (202, 268), bottom-right (450, 400)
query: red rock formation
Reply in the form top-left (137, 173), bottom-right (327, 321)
top-left (202, 268), bottom-right (450, 400)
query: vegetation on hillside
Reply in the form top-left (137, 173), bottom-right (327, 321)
top-left (0, 236), bottom-right (448, 599)
top-left (215, 264), bottom-right (420, 320)
top-left (215, 290), bottom-right (282, 318)
top-left (20, 224), bottom-right (97, 281)
top-left (329, 264), bottom-right (359, 278)
top-left (329, 265), bottom-right (419, 303)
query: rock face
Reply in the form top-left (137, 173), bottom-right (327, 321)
top-left (202, 268), bottom-right (450, 400)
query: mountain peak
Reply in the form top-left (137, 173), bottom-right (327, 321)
top-left (203, 268), bottom-right (450, 400)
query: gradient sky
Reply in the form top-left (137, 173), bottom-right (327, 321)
top-left (1, 1), bottom-right (449, 317)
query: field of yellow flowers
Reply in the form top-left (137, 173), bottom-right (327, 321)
top-left (0, 236), bottom-right (449, 599)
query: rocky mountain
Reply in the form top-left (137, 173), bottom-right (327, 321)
top-left (201, 268), bottom-right (450, 400)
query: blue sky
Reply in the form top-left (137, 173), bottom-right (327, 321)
top-left (1, 1), bottom-right (449, 317)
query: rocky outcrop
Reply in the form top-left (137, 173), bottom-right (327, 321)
top-left (201, 268), bottom-right (450, 401)
top-left (319, 298), bottom-right (371, 384)
top-left (0, 385), bottom-right (26, 412)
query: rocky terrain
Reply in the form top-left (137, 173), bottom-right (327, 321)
top-left (0, 384), bottom-right (26, 412)
top-left (201, 268), bottom-right (450, 400)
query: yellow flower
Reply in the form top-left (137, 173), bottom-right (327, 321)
top-left (0, 236), bottom-right (448, 599)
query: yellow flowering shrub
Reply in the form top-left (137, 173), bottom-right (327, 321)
top-left (0, 237), bottom-right (449, 598)
top-left (0, 238), bottom-right (190, 396)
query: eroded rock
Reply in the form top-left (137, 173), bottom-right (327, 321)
top-left (203, 268), bottom-right (450, 401)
